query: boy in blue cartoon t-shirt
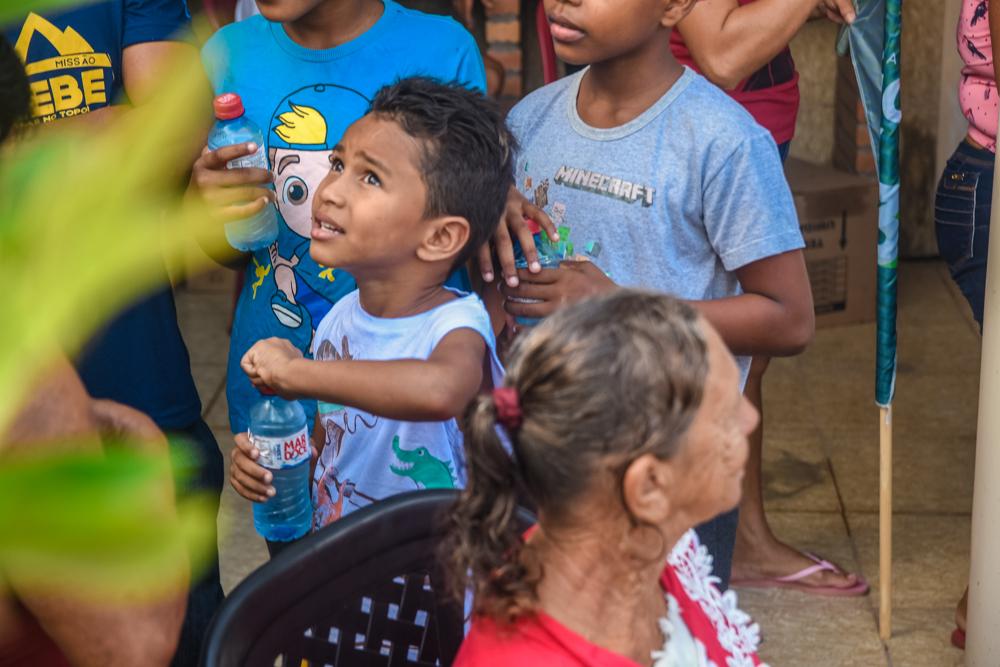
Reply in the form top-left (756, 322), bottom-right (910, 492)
top-left (195, 0), bottom-right (485, 435)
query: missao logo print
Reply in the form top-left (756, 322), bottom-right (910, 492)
top-left (15, 13), bottom-right (114, 123)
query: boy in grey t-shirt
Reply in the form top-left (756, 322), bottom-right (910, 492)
top-left (504, 66), bottom-right (804, 388)
top-left (496, 0), bottom-right (815, 590)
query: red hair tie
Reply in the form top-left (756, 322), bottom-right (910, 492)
top-left (492, 387), bottom-right (522, 430)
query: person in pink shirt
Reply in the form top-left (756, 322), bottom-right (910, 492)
top-left (936, 0), bottom-right (1000, 649)
top-left (448, 291), bottom-right (767, 667)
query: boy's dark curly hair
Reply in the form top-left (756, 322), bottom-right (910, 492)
top-left (370, 77), bottom-right (515, 269)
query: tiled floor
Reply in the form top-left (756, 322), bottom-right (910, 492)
top-left (176, 259), bottom-right (976, 666)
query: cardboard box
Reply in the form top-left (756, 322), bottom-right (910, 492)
top-left (784, 158), bottom-right (878, 329)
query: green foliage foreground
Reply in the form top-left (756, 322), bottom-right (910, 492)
top-left (0, 10), bottom-right (227, 600)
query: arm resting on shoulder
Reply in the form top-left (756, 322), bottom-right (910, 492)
top-left (677, 0), bottom-right (821, 89)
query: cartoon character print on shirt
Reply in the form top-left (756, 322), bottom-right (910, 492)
top-left (389, 435), bottom-right (457, 489)
top-left (261, 84), bottom-right (371, 340)
top-left (313, 334), bottom-right (379, 527)
top-left (534, 179), bottom-right (549, 210)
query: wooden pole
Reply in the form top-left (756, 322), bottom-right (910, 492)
top-left (965, 144), bottom-right (1000, 665)
top-left (879, 404), bottom-right (892, 641)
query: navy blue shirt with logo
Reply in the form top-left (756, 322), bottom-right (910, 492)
top-left (6, 1), bottom-right (203, 429)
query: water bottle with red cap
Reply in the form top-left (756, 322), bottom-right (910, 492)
top-left (208, 93), bottom-right (279, 251)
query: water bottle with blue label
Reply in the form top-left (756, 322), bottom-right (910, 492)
top-left (248, 396), bottom-right (312, 542)
top-left (208, 93), bottom-right (279, 252)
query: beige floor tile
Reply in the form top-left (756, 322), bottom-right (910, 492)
top-left (896, 323), bottom-right (981, 377)
top-left (218, 482), bottom-right (269, 594)
top-left (893, 368), bottom-right (980, 437)
top-left (177, 318), bottom-right (231, 367)
top-left (828, 428), bottom-right (974, 516)
top-left (191, 363), bottom-right (226, 412)
top-left (214, 425), bottom-right (269, 594)
top-left (743, 599), bottom-right (886, 666)
top-left (757, 358), bottom-right (845, 513)
top-left (896, 261), bottom-right (974, 329)
top-left (176, 285), bottom-right (233, 329)
top-left (884, 608), bottom-right (964, 667)
top-left (851, 513), bottom-right (970, 611)
top-left (180, 266), bottom-right (237, 294)
top-left (760, 426), bottom-right (841, 513)
top-left (205, 389), bottom-right (230, 431)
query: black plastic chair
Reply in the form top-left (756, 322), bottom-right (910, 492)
top-left (200, 489), bottom-right (534, 667)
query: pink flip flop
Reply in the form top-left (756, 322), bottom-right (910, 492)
top-left (731, 552), bottom-right (870, 597)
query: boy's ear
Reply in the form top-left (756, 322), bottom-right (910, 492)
top-left (661, 0), bottom-right (699, 28)
top-left (416, 215), bottom-right (471, 264)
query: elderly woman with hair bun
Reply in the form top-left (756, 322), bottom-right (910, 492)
top-left (446, 290), bottom-right (767, 667)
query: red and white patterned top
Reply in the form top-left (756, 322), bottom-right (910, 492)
top-left (455, 530), bottom-right (768, 667)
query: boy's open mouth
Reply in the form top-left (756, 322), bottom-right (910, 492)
top-left (312, 216), bottom-right (345, 240)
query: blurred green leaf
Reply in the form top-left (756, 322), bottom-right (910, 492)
top-left (0, 51), bottom-right (225, 435)
top-left (0, 445), bottom-right (215, 598)
top-left (0, 0), bottom-right (101, 25)
top-left (0, 41), bottom-right (227, 595)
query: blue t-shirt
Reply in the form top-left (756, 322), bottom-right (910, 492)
top-left (6, 1), bottom-right (203, 430)
top-left (507, 67), bottom-right (805, 388)
top-left (202, 0), bottom-right (486, 433)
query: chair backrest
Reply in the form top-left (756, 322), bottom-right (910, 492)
top-left (201, 489), bottom-right (534, 667)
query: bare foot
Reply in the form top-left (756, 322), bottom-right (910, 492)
top-left (732, 530), bottom-right (864, 592)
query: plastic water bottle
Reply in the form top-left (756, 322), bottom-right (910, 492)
top-left (248, 396), bottom-right (312, 542)
top-left (208, 93), bottom-right (279, 251)
top-left (510, 219), bottom-right (565, 327)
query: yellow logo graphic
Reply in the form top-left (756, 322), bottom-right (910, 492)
top-left (251, 257), bottom-right (272, 299)
top-left (14, 13), bottom-right (113, 122)
top-left (274, 104), bottom-right (328, 145)
top-left (318, 266), bottom-right (336, 282)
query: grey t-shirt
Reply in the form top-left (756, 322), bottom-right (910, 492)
top-left (507, 67), bottom-right (805, 385)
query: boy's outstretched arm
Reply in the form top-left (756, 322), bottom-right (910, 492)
top-left (242, 330), bottom-right (486, 422)
top-left (693, 249), bottom-right (815, 357)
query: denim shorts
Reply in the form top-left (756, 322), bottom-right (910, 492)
top-left (935, 139), bottom-right (995, 329)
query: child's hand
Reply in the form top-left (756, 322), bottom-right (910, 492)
top-left (231, 433), bottom-right (319, 503)
top-left (477, 185), bottom-right (560, 287)
top-left (241, 337), bottom-right (303, 396)
top-left (502, 260), bottom-right (617, 321)
top-left (230, 432), bottom-right (274, 502)
top-left (188, 143), bottom-right (275, 225)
